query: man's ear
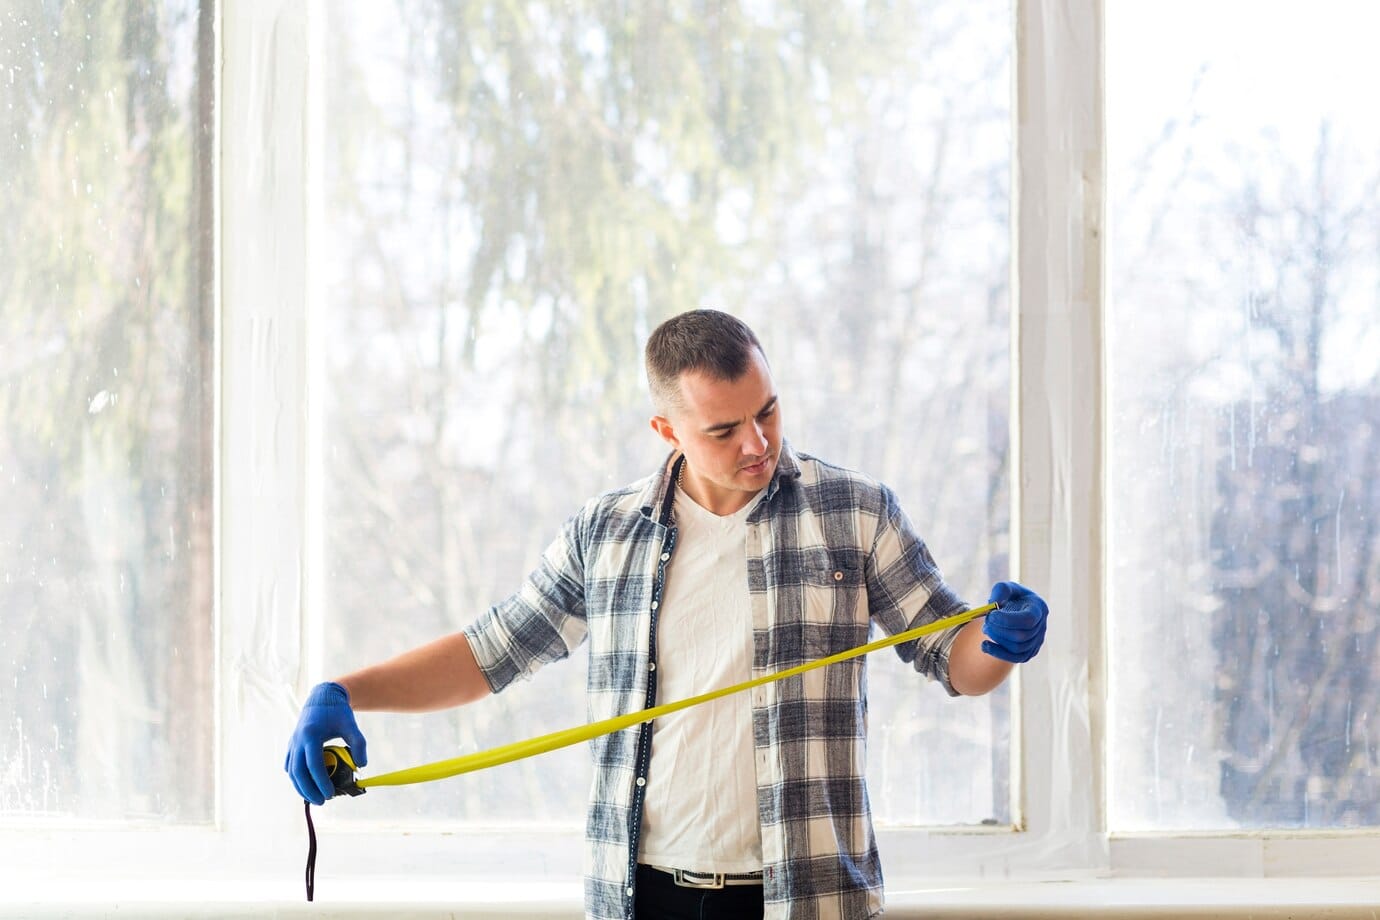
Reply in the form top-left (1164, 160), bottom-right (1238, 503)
top-left (650, 415), bottom-right (680, 449)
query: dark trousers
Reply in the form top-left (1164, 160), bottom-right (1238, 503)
top-left (633, 865), bottom-right (765, 920)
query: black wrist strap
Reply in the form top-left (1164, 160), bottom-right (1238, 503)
top-left (305, 801), bottom-right (317, 901)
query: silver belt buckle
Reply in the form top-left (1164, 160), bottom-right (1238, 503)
top-left (672, 868), bottom-right (726, 889)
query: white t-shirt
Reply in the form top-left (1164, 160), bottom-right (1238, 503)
top-left (637, 487), bottom-right (764, 873)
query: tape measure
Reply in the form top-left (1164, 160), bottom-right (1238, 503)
top-left (302, 602), bottom-right (995, 900)
top-left (304, 744), bottom-right (364, 901)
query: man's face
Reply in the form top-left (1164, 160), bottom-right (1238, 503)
top-left (651, 348), bottom-right (783, 513)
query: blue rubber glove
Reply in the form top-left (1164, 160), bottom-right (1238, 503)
top-left (981, 582), bottom-right (1049, 663)
top-left (285, 681), bottom-right (367, 805)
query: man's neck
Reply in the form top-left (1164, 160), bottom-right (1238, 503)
top-left (681, 469), bottom-right (761, 517)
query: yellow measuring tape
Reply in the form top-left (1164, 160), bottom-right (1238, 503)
top-left (355, 602), bottom-right (995, 790)
top-left (305, 603), bottom-right (995, 900)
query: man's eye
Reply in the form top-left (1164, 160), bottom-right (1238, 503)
top-left (759, 406), bottom-right (776, 418)
top-left (713, 431), bottom-right (732, 440)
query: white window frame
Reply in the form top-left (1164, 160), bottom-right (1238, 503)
top-left (5, 0), bottom-right (1380, 904)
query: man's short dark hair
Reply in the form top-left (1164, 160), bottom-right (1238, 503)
top-left (645, 309), bottom-right (765, 414)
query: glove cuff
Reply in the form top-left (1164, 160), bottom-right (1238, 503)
top-left (306, 680), bottom-right (350, 707)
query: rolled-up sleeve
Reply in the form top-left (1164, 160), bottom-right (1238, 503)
top-left (864, 484), bottom-right (969, 695)
top-left (463, 508), bottom-right (591, 694)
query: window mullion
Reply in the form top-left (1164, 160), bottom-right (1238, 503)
top-left (1012, 0), bottom-right (1107, 870)
top-left (220, 0), bottom-right (315, 864)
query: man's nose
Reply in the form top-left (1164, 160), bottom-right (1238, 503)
top-left (743, 421), bottom-right (768, 456)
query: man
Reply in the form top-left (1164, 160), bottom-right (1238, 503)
top-left (286, 309), bottom-right (1049, 919)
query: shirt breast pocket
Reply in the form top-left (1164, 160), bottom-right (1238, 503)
top-left (800, 549), bottom-right (869, 657)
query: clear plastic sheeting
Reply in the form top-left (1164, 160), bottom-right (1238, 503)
top-left (315, 0), bottom-right (1013, 828)
top-left (0, 1), bottom-right (214, 823)
top-left (1108, 1), bottom-right (1380, 831)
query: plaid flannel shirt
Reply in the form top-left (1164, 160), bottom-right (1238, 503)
top-left (464, 442), bottom-right (968, 920)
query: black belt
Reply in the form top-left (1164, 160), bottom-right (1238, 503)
top-left (645, 864), bottom-right (764, 889)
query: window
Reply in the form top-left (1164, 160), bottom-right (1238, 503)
top-left (316, 0), bottom-right (1013, 828)
top-left (0, 1), bottom-right (214, 823)
top-left (7, 0), bottom-right (1380, 908)
top-left (1108, 0), bottom-right (1380, 831)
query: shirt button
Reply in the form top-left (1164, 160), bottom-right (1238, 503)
top-left (627, 886), bottom-right (634, 897)
top-left (649, 662), bottom-right (657, 672)
top-left (833, 570), bottom-right (844, 581)
top-left (651, 600), bottom-right (659, 610)
top-left (636, 777), bottom-right (646, 787)
top-left (660, 552), bottom-right (670, 561)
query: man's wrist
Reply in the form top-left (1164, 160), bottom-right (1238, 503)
top-left (310, 680), bottom-right (351, 706)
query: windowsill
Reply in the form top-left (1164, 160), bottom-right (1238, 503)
top-left (7, 877), bottom-right (1380, 917)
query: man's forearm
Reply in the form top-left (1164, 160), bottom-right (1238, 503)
top-left (947, 620), bottom-right (1015, 696)
top-left (336, 632), bottom-right (491, 712)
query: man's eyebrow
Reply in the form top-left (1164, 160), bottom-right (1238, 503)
top-left (702, 395), bottom-right (778, 434)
